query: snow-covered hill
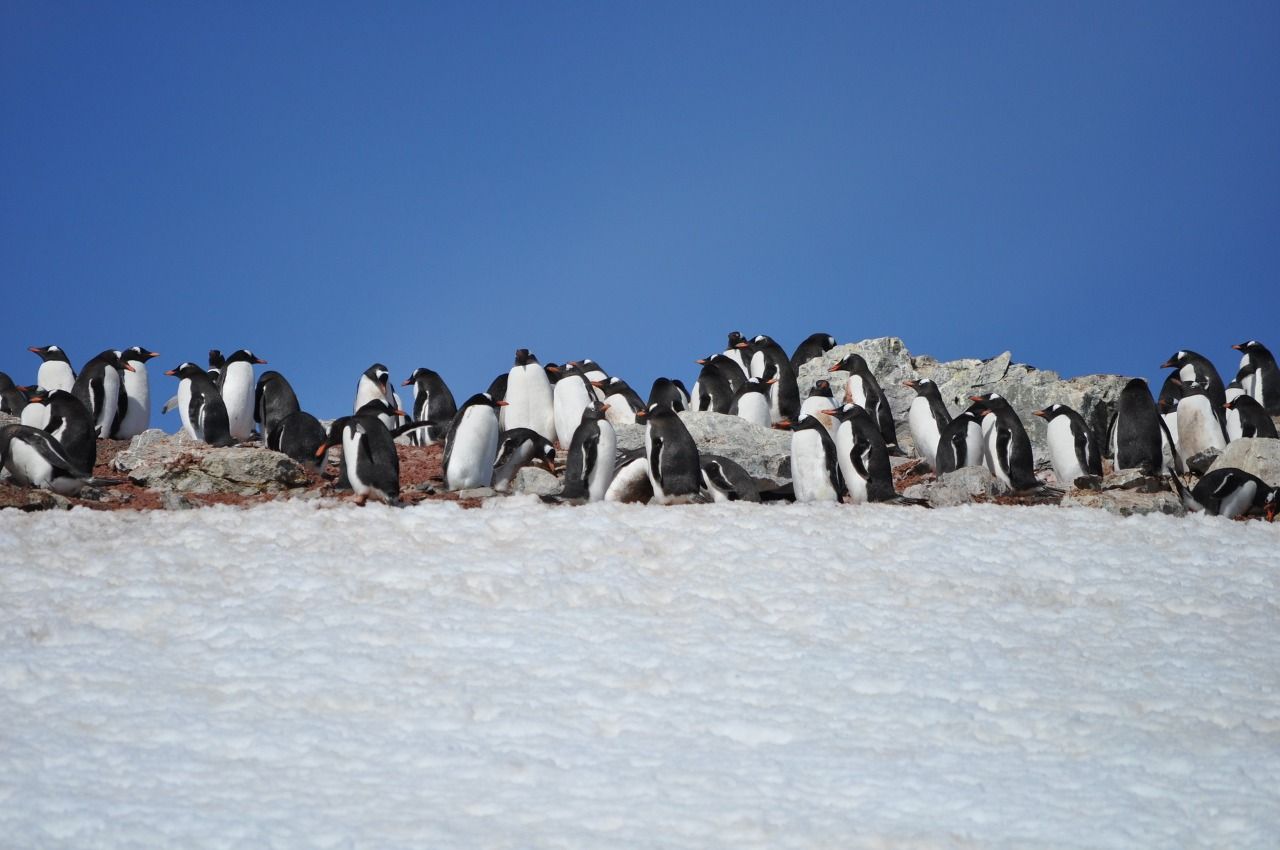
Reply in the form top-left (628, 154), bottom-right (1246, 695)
top-left (2, 501), bottom-right (1277, 848)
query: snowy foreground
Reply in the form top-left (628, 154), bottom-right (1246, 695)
top-left (1, 501), bottom-right (1278, 849)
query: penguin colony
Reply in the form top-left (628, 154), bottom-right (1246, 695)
top-left (2, 336), bottom-right (1277, 520)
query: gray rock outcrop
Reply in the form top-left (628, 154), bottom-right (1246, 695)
top-left (1208, 438), bottom-right (1280, 486)
top-left (903, 466), bottom-right (1009, 507)
top-left (615, 411), bottom-right (790, 481)
top-left (113, 430), bottom-right (310, 495)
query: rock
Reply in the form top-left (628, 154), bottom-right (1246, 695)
top-left (615, 411), bottom-right (791, 481)
top-left (1100, 469), bottom-right (1166, 493)
top-left (1208, 438), bottom-right (1280, 486)
top-left (454, 486), bottom-right (496, 500)
top-left (1061, 489), bottom-right (1185, 517)
top-left (1185, 450), bottom-right (1221, 476)
top-left (161, 492), bottom-right (196, 510)
top-left (118, 432), bottom-right (311, 496)
top-left (0, 485), bottom-right (74, 512)
top-left (918, 466), bottom-right (1009, 507)
top-left (509, 468), bottom-right (560, 497)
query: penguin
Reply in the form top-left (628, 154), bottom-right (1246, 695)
top-left (722, 331), bottom-right (751, 376)
top-left (690, 358), bottom-right (734, 414)
top-left (28, 345), bottom-right (76, 393)
top-left (164, 363), bottom-right (235, 447)
top-left (799, 379), bottom-right (839, 433)
top-left (558, 401), bottom-right (617, 502)
top-left (1161, 350), bottom-right (1227, 428)
top-left (747, 335), bottom-right (800, 423)
top-left (1033, 404), bottom-right (1102, 487)
top-left (699, 353), bottom-right (747, 394)
top-left (113, 347), bottom-right (159, 439)
top-left (592, 376), bottom-right (645, 426)
top-left (0, 424), bottom-right (92, 496)
top-left (1109, 378), bottom-right (1167, 476)
top-left (72, 350), bottom-right (133, 438)
top-left (934, 405), bottom-right (987, 475)
top-left (217, 350), bottom-right (266, 441)
top-left (206, 350), bottom-right (225, 383)
top-left (829, 353), bottom-right (897, 451)
top-left (730, 377), bottom-right (774, 429)
top-left (827, 403), bottom-right (899, 503)
top-left (21, 389), bottom-right (96, 475)
top-left (972, 394), bottom-right (1040, 490)
top-left (503, 350), bottom-right (556, 443)
top-left (1232, 340), bottom-right (1280, 414)
top-left (1176, 381), bottom-right (1227, 459)
top-left (699, 455), bottom-right (763, 503)
top-left (400, 368), bottom-right (457, 446)
top-left (1224, 395), bottom-right (1277, 439)
top-left (491, 428), bottom-right (557, 492)
top-left (551, 362), bottom-right (596, 447)
top-left (639, 402), bottom-right (703, 504)
top-left (647, 378), bottom-right (687, 412)
top-left (1170, 467), bottom-right (1278, 520)
top-left (1156, 373), bottom-right (1182, 460)
top-left (790, 332), bottom-right (837, 373)
top-left (354, 363), bottom-right (393, 414)
top-left (576, 359), bottom-right (610, 401)
top-left (269, 410), bottom-right (327, 471)
top-left (0, 373), bottom-right (31, 416)
top-left (443, 393), bottom-right (506, 491)
top-left (253, 371), bottom-right (301, 448)
top-left (316, 414), bottom-right (400, 505)
top-left (1224, 382), bottom-right (1246, 443)
top-left (355, 398), bottom-right (406, 432)
top-left (783, 414), bottom-right (843, 503)
top-left (604, 448), bottom-right (654, 503)
top-left (903, 378), bottom-right (952, 471)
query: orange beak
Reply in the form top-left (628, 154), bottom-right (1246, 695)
top-left (1032, 410), bottom-right (1046, 418)
top-left (903, 380), bottom-right (917, 388)
top-left (734, 342), bottom-right (749, 349)
top-left (820, 408), bottom-right (839, 416)
top-left (164, 369), bottom-right (177, 376)
top-left (496, 400), bottom-right (509, 407)
top-left (254, 357), bottom-right (268, 365)
top-left (968, 395), bottom-right (984, 403)
top-left (401, 377), bottom-right (413, 387)
top-left (315, 443), bottom-right (329, 458)
top-left (591, 380), bottom-right (605, 388)
top-left (149, 351), bottom-right (160, 358)
top-left (27, 346), bottom-right (40, 354)
top-left (1232, 344), bottom-right (1244, 351)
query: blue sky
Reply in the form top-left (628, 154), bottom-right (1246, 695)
top-left (3, 2), bottom-right (1278, 421)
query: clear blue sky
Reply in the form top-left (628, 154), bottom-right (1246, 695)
top-left (3, 2), bottom-right (1278, 421)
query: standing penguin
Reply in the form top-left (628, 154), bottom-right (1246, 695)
top-left (592, 376), bottom-right (645, 426)
top-left (747, 335), bottom-right (800, 423)
top-left (1033, 404), bottom-right (1102, 487)
top-left (218, 350), bottom-right (266, 441)
top-left (934, 404), bottom-right (988, 475)
top-left (799, 379), bottom-right (839, 433)
top-left (316, 415), bottom-right (400, 505)
top-left (1223, 395), bottom-right (1277, 439)
top-left (830, 353), bottom-right (898, 452)
top-left (164, 363), bottom-right (235, 447)
top-left (1157, 373), bottom-right (1183, 458)
top-left (0, 424), bottom-right (93, 495)
top-left (784, 415), bottom-right (843, 503)
top-left (206, 350), bottom-right (226, 383)
top-left (722, 331), bottom-right (751, 376)
top-left (72, 350), bottom-right (133, 438)
top-left (551, 362), bottom-right (597, 447)
top-left (443, 393), bottom-right (506, 491)
top-left (559, 401), bottom-right (617, 502)
top-left (113, 347), bottom-right (160, 439)
top-left (690, 359), bottom-right (734, 414)
top-left (639, 402), bottom-right (703, 504)
top-left (22, 389), bottom-right (96, 474)
top-left (1109, 378), bottom-right (1167, 476)
top-left (973, 394), bottom-right (1040, 490)
top-left (828, 403), bottom-right (898, 503)
top-left (647, 378), bottom-right (688, 412)
top-left (1161, 350), bottom-right (1227, 428)
top-left (491, 429), bottom-right (557, 492)
top-left (903, 378), bottom-right (952, 471)
top-left (1170, 467), bottom-right (1278, 520)
top-left (1176, 381), bottom-right (1227, 459)
top-left (354, 363), bottom-right (392, 413)
top-left (254, 371), bottom-right (301, 447)
top-left (503, 350), bottom-right (556, 443)
top-left (355, 398), bottom-right (405, 432)
top-left (730, 377), bottom-right (774, 428)
top-left (401, 368), bottom-right (457, 446)
top-left (0, 373), bottom-right (31, 415)
top-left (790, 333), bottom-right (837, 372)
top-left (269, 411), bottom-right (328, 472)
top-left (1232, 340), bottom-right (1280, 414)
top-left (28, 345), bottom-right (77, 393)
top-left (699, 353), bottom-right (747, 395)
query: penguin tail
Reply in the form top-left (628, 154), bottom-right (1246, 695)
top-left (391, 419), bottom-right (435, 440)
top-left (1166, 468), bottom-right (1202, 512)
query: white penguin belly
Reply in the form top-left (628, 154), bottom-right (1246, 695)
top-left (1218, 481), bottom-right (1256, 518)
top-left (447, 409), bottom-right (499, 490)
top-left (587, 423), bottom-right (617, 501)
top-left (907, 397), bottom-right (941, 469)
top-left (606, 458), bottom-right (649, 502)
top-left (342, 427), bottom-right (370, 497)
top-left (845, 375), bottom-right (868, 407)
top-left (791, 430), bottom-right (837, 503)
top-left (800, 396), bottom-right (836, 432)
top-left (505, 365), bottom-right (556, 443)
top-left (736, 395), bottom-right (772, 429)
top-left (832, 423), bottom-right (864, 503)
top-left (603, 394), bottom-right (635, 426)
top-left (554, 380), bottom-right (592, 447)
top-left (38, 362), bottom-right (75, 394)
top-left (1225, 408), bottom-right (1243, 443)
top-left (984, 423), bottom-right (1010, 486)
top-left (1045, 417), bottom-right (1085, 486)
top-left (6, 440), bottom-right (49, 487)
top-left (354, 376), bottom-right (384, 413)
top-left (118, 364), bottom-right (150, 439)
top-left (1177, 396), bottom-right (1226, 457)
top-left (95, 369), bottom-right (121, 437)
top-left (21, 403), bottom-right (50, 430)
top-left (222, 362), bottom-right (255, 440)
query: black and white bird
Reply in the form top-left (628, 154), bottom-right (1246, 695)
top-left (113, 347), bottom-right (160, 439)
top-left (72, 350), bottom-right (133, 439)
top-left (316, 414), bottom-right (401, 505)
top-left (558, 401), bottom-right (617, 502)
top-left (28, 345), bottom-right (77, 393)
top-left (790, 333), bottom-right (837, 373)
top-left (691, 358), bottom-right (734, 414)
top-left (604, 447), bottom-right (654, 503)
top-left (699, 455), bottom-right (764, 503)
top-left (647, 378), bottom-right (688, 412)
top-left (1109, 379), bottom-right (1168, 476)
top-left (254, 371), bottom-right (302, 448)
top-left (592, 376), bottom-right (645, 426)
top-left (551, 362), bottom-right (597, 448)
top-left (698, 353), bottom-right (747, 395)
top-left (0, 424), bottom-right (94, 495)
top-left (799, 379), bottom-right (839, 433)
top-left (828, 403), bottom-right (900, 503)
top-left (401, 368), bottom-right (457, 446)
top-left (784, 415), bottom-right (843, 503)
top-left (934, 403), bottom-right (986, 475)
top-left (443, 393), bottom-right (506, 491)
top-left (972, 394), bottom-right (1040, 491)
top-left (0, 373), bottom-right (31, 416)
top-left (504, 350), bottom-right (556, 443)
top-left (1161, 350), bottom-right (1227, 428)
top-left (730, 377), bottom-right (774, 429)
top-left (1176, 381), bottom-right (1227, 459)
top-left (269, 410), bottom-right (328, 471)
top-left (1033, 404), bottom-right (1102, 487)
top-left (1232, 340), bottom-right (1280, 414)
top-left (21, 389), bottom-right (97, 475)
top-left (1223, 395), bottom-right (1277, 440)
top-left (164, 362), bottom-right (235, 447)
top-left (747, 335), bottom-right (800, 423)
top-left (218, 350), bottom-right (267, 441)
top-left (639, 401), bottom-right (703, 504)
top-left (491, 428), bottom-right (557, 492)
top-left (830, 353), bottom-right (897, 452)
top-left (1170, 467), bottom-right (1278, 520)
top-left (903, 378), bottom-right (952, 471)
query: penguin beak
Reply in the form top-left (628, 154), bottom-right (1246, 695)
top-left (1159, 359), bottom-right (1176, 369)
top-left (734, 342), bottom-right (749, 349)
top-left (496, 400), bottom-right (509, 407)
top-left (1170, 376), bottom-right (1182, 387)
top-left (591, 380), bottom-right (605, 388)
top-left (903, 380), bottom-right (917, 388)
top-left (149, 351), bottom-right (160, 358)
top-left (1232, 344), bottom-right (1244, 351)
top-left (695, 359), bottom-right (706, 365)
top-left (827, 363), bottom-right (841, 373)
top-left (254, 357), bottom-right (268, 365)
top-left (820, 408), bottom-right (839, 416)
top-left (766, 378), bottom-right (777, 385)
top-left (537, 457), bottom-right (556, 474)
top-left (1266, 502), bottom-right (1276, 522)
top-left (394, 409), bottom-right (407, 417)
top-left (634, 410), bottom-right (647, 420)
top-left (400, 377), bottom-right (413, 387)
top-left (546, 364), bottom-right (560, 373)
top-left (315, 443), bottom-right (329, 458)
top-left (29, 395), bottom-right (45, 404)
top-left (27, 346), bottom-right (43, 354)
top-left (1222, 402), bottom-right (1232, 410)
top-left (122, 362), bottom-right (136, 372)
top-left (968, 395), bottom-right (985, 403)
top-left (1032, 409), bottom-right (1046, 418)
top-left (164, 369), bottom-right (177, 376)
top-left (771, 420), bottom-right (793, 430)
top-left (980, 409), bottom-right (994, 417)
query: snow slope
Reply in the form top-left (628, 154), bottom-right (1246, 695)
top-left (1, 501), bottom-right (1277, 848)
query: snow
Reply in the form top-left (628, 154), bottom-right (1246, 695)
top-left (1, 500), bottom-right (1278, 848)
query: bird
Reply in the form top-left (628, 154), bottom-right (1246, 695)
top-left (1033, 404), bottom-right (1102, 487)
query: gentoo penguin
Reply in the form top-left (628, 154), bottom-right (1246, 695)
top-left (0, 424), bottom-right (92, 495)
top-left (269, 410), bottom-right (327, 471)
top-left (0, 373), bottom-right (31, 415)
top-left (934, 404), bottom-right (987, 475)
top-left (356, 398), bottom-right (405, 432)
top-left (401, 368), bottom-right (457, 446)
top-left (443, 393), bottom-right (506, 491)
top-left (253, 371), bottom-right (301, 447)
top-left (317, 414), bottom-right (400, 505)
top-left (830, 353), bottom-right (897, 451)
top-left (217, 350), bottom-right (266, 441)
top-left (113, 347), bottom-right (159, 439)
top-left (671, 379), bottom-right (692, 410)
top-left (700, 353), bottom-right (747, 394)
top-left (491, 428), bottom-right (557, 492)
top-left (22, 389), bottom-right (96, 474)
top-left (28, 345), bottom-right (76, 393)
top-left (576, 359), bottom-right (610, 401)
top-left (1157, 373), bottom-right (1183, 459)
top-left (722, 331), bottom-right (751, 376)
top-left (1224, 382), bottom-right (1246, 443)
top-left (206, 349), bottom-right (225, 383)
top-left (1170, 467), bottom-right (1278, 520)
top-left (799, 379), bottom-right (839, 433)
top-left (1033, 404), bottom-right (1102, 487)
top-left (972, 394), bottom-right (1040, 490)
top-left (1224, 395), bottom-right (1278, 439)
top-left (639, 402), bottom-right (703, 504)
top-left (551, 362), bottom-right (596, 447)
top-left (790, 332), bottom-right (837, 372)
top-left (730, 377), bottom-right (774, 428)
top-left (354, 363), bottom-right (393, 414)
top-left (1109, 379), bottom-right (1167, 476)
top-left (72, 350), bottom-right (133, 438)
top-left (691, 359), bottom-right (734, 414)
top-left (592, 376), bottom-right (645, 426)
top-left (827, 403), bottom-right (899, 503)
top-left (1176, 381), bottom-right (1227, 459)
top-left (559, 401), bottom-right (617, 502)
top-left (1161, 350), bottom-right (1227, 428)
top-left (164, 363), bottom-right (235, 447)
top-left (782, 415), bottom-right (842, 503)
top-left (503, 350), bottom-right (556, 443)
top-left (698, 455), bottom-right (763, 502)
top-left (604, 447), bottom-right (654, 503)
top-left (647, 378), bottom-right (687, 412)
top-left (747, 335), bottom-right (800, 423)
top-left (1233, 340), bottom-right (1280, 414)
top-left (903, 378), bottom-right (952, 471)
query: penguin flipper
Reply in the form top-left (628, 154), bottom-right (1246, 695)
top-left (162, 395), bottom-right (180, 414)
top-left (996, 427), bottom-right (1013, 479)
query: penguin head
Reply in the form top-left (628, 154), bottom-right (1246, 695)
top-left (638, 401), bottom-right (677, 422)
top-left (575, 358), bottom-right (607, 378)
top-left (92, 349), bottom-right (134, 372)
top-left (582, 400), bottom-right (610, 421)
top-left (829, 353), bottom-right (868, 375)
top-left (121, 346), bottom-right (160, 364)
top-left (903, 378), bottom-right (937, 396)
top-left (28, 345), bottom-right (70, 363)
top-left (1032, 404), bottom-right (1069, 421)
top-left (362, 363), bottom-right (389, 386)
top-left (726, 331), bottom-right (747, 349)
top-left (208, 350), bottom-right (225, 369)
top-left (1160, 350), bottom-right (1208, 370)
top-left (165, 362), bottom-right (206, 380)
top-left (225, 349), bottom-right (267, 366)
top-left (462, 392), bottom-right (505, 412)
top-left (486, 373), bottom-right (509, 401)
top-left (356, 398), bottom-right (406, 419)
top-left (402, 367), bottom-right (444, 388)
top-left (740, 377), bottom-right (772, 395)
top-left (823, 403), bottom-right (868, 422)
top-left (513, 349), bottom-right (539, 367)
top-left (809, 379), bottom-right (833, 398)
top-left (316, 416), bottom-right (355, 459)
top-left (1232, 340), bottom-right (1269, 355)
